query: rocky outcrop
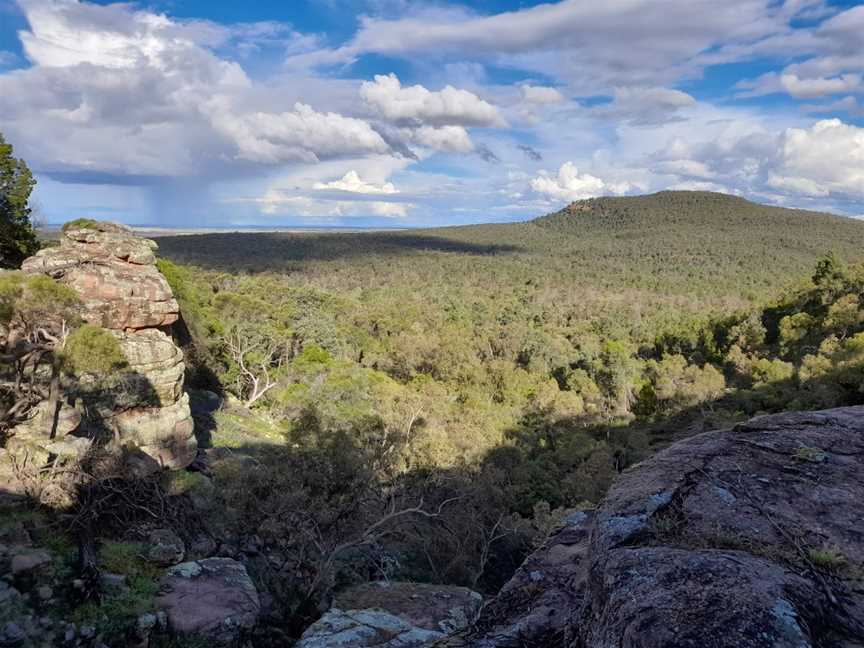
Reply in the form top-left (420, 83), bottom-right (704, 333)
top-left (23, 222), bottom-right (178, 330)
top-left (21, 221), bottom-right (195, 471)
top-left (155, 558), bottom-right (260, 645)
top-left (446, 406), bottom-right (864, 648)
top-left (297, 582), bottom-right (483, 648)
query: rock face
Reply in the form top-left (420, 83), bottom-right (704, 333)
top-left (21, 221), bottom-right (195, 471)
top-left (297, 582), bottom-right (482, 648)
top-left (446, 406), bottom-right (864, 648)
top-left (23, 222), bottom-right (178, 330)
top-left (155, 558), bottom-right (260, 646)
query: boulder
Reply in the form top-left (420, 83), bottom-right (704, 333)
top-left (146, 528), bottom-right (185, 567)
top-left (10, 549), bottom-right (52, 577)
top-left (297, 582), bottom-right (482, 648)
top-left (446, 406), bottom-right (864, 647)
top-left (110, 393), bottom-right (196, 470)
top-left (155, 558), bottom-right (260, 645)
top-left (9, 401), bottom-right (81, 440)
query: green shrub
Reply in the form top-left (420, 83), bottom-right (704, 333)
top-left (61, 218), bottom-right (100, 232)
top-left (62, 324), bottom-right (128, 375)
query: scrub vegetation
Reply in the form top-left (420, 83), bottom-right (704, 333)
top-left (147, 192), bottom-right (864, 621)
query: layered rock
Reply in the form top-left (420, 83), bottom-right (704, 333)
top-left (446, 406), bottom-right (864, 648)
top-left (23, 222), bottom-right (178, 331)
top-left (297, 582), bottom-right (483, 648)
top-left (21, 221), bottom-right (195, 471)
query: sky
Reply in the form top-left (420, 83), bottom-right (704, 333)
top-left (0, 0), bottom-right (863, 227)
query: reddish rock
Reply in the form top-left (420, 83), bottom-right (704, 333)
top-left (23, 223), bottom-right (178, 331)
top-left (156, 558), bottom-right (260, 645)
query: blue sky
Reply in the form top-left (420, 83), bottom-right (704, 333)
top-left (0, 0), bottom-right (863, 227)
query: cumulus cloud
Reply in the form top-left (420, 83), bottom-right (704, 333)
top-left (770, 119), bottom-right (864, 198)
top-left (233, 191), bottom-right (411, 218)
top-left (360, 73), bottom-right (505, 127)
top-left (1, 0), bottom-right (392, 178)
top-left (208, 102), bottom-right (390, 164)
top-left (313, 170), bottom-right (398, 194)
top-left (654, 159), bottom-right (716, 179)
top-left (402, 125), bottom-right (475, 153)
top-left (651, 118), bottom-right (864, 201)
top-left (530, 162), bottom-right (634, 202)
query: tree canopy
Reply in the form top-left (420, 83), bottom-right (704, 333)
top-left (0, 132), bottom-right (39, 268)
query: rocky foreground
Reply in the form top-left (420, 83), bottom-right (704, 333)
top-left (443, 406), bottom-right (864, 648)
top-left (2, 397), bottom-right (862, 647)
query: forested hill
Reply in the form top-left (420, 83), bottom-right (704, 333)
top-left (534, 190), bottom-right (860, 235)
top-left (528, 190), bottom-right (864, 282)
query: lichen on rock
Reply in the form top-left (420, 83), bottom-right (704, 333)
top-left (443, 406), bottom-right (864, 648)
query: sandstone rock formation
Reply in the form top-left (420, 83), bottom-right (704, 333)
top-left (23, 222), bottom-right (179, 330)
top-left (155, 557), bottom-right (260, 645)
top-left (445, 406), bottom-right (864, 648)
top-left (21, 221), bottom-right (195, 471)
top-left (297, 581), bottom-right (483, 648)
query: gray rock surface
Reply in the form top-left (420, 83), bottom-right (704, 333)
top-left (444, 406), bottom-right (864, 648)
top-left (155, 557), bottom-right (260, 645)
top-left (297, 581), bottom-right (482, 648)
top-left (146, 528), bottom-right (185, 567)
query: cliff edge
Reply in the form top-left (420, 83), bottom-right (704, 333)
top-left (445, 406), bottom-right (864, 647)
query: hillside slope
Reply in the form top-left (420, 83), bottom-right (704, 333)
top-left (513, 190), bottom-right (864, 296)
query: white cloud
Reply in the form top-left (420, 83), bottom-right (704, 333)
top-left (530, 162), bottom-right (634, 202)
top-left (231, 191), bottom-right (411, 218)
top-left (361, 73), bottom-right (505, 127)
top-left (780, 73), bottom-right (860, 98)
top-left (590, 86), bottom-right (696, 125)
top-left (667, 180), bottom-right (734, 193)
top-left (771, 119), bottom-right (864, 198)
top-left (1, 0), bottom-right (393, 177)
top-left (207, 102), bottom-right (390, 164)
top-left (654, 159), bottom-right (716, 179)
top-left (521, 85), bottom-right (565, 104)
top-left (650, 117), bottom-right (864, 201)
top-left (803, 96), bottom-right (864, 117)
top-left (313, 170), bottom-right (398, 194)
top-left (301, 0), bottom-right (797, 92)
top-left (733, 6), bottom-right (864, 101)
top-left (405, 125), bottom-right (474, 153)
top-left (766, 173), bottom-right (828, 197)
top-left (0, 51), bottom-right (18, 67)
